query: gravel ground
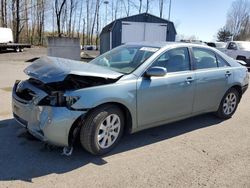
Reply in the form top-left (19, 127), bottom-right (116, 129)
top-left (0, 48), bottom-right (250, 188)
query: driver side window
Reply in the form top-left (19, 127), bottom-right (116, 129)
top-left (151, 47), bottom-right (191, 73)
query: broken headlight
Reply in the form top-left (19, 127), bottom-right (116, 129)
top-left (38, 92), bottom-right (80, 109)
top-left (65, 96), bottom-right (80, 108)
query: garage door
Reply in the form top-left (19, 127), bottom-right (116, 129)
top-left (121, 22), bottom-right (145, 43)
top-left (145, 23), bottom-right (167, 42)
top-left (121, 21), bottom-right (167, 43)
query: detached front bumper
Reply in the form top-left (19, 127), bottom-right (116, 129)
top-left (12, 81), bottom-right (85, 147)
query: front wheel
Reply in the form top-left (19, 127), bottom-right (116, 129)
top-left (15, 47), bottom-right (20, 52)
top-left (80, 105), bottom-right (124, 155)
top-left (215, 88), bottom-right (240, 119)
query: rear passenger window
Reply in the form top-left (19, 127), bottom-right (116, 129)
top-left (152, 47), bottom-right (190, 73)
top-left (217, 55), bottom-right (230, 67)
top-left (193, 48), bottom-right (217, 69)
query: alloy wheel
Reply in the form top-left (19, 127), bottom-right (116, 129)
top-left (97, 114), bottom-right (121, 149)
top-left (223, 92), bottom-right (237, 115)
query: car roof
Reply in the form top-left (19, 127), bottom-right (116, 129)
top-left (233, 41), bottom-right (250, 43)
top-left (125, 41), bottom-right (213, 50)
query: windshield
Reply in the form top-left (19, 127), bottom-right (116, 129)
top-left (89, 45), bottom-right (159, 74)
top-left (237, 42), bottom-right (250, 50)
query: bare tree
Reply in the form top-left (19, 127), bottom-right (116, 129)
top-left (30, 0), bottom-right (36, 44)
top-left (72, 3), bottom-right (77, 37)
top-left (226, 0), bottom-right (250, 39)
top-left (0, 0), bottom-right (8, 27)
top-left (24, 0), bottom-right (29, 42)
top-left (55, 0), bottom-right (66, 36)
top-left (62, 2), bottom-right (67, 34)
top-left (111, 0), bottom-right (114, 20)
top-left (90, 0), bottom-right (99, 43)
top-left (82, 18), bottom-right (85, 46)
top-left (37, 0), bottom-right (45, 44)
top-left (95, 0), bottom-right (101, 49)
top-left (1, 0), bottom-right (169, 46)
top-left (77, 0), bottom-right (83, 38)
top-left (86, 0), bottom-right (90, 44)
top-left (127, 0), bottom-right (130, 16)
top-left (1, 0), bottom-right (3, 26)
top-left (13, 0), bottom-right (24, 43)
top-left (139, 0), bottom-right (142, 14)
top-left (159, 0), bottom-right (163, 18)
top-left (114, 0), bottom-right (120, 19)
top-left (145, 0), bottom-right (149, 13)
top-left (68, 0), bottom-right (76, 37)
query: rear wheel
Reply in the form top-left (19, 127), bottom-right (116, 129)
top-left (80, 104), bottom-right (124, 155)
top-left (215, 88), bottom-right (240, 119)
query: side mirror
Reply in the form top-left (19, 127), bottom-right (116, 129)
top-left (145, 66), bottom-right (167, 77)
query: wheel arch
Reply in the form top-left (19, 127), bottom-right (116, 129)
top-left (68, 102), bottom-right (133, 146)
top-left (231, 85), bottom-right (242, 100)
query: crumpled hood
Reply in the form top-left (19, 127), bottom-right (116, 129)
top-left (24, 56), bottom-right (123, 83)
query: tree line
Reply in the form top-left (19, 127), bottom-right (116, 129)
top-left (0, 0), bottom-right (169, 46)
top-left (217, 0), bottom-right (250, 42)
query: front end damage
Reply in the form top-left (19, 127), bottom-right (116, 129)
top-left (12, 79), bottom-right (85, 147)
top-left (12, 56), bottom-right (122, 150)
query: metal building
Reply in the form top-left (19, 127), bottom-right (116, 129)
top-left (100, 13), bottom-right (177, 54)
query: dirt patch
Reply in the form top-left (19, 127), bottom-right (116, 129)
top-left (0, 111), bottom-right (11, 117)
top-left (1, 87), bottom-right (12, 92)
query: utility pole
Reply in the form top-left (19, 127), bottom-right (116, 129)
top-left (168, 0), bottom-right (172, 21)
top-left (104, 1), bottom-right (109, 25)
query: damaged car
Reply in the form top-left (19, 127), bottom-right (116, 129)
top-left (12, 42), bottom-right (249, 155)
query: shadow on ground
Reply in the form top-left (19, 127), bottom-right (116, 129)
top-left (0, 114), bottom-right (222, 182)
top-left (0, 50), bottom-right (13, 53)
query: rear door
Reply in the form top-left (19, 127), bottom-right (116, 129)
top-left (192, 47), bottom-right (232, 113)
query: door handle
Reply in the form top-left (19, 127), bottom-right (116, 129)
top-left (186, 77), bottom-right (194, 84)
top-left (225, 71), bottom-right (231, 77)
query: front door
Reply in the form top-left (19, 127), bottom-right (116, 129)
top-left (137, 47), bottom-right (195, 127)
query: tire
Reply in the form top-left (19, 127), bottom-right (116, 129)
top-left (215, 88), bottom-right (240, 119)
top-left (80, 104), bottom-right (124, 155)
top-left (15, 47), bottom-right (20, 52)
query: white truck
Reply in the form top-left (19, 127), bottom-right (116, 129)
top-left (0, 27), bottom-right (31, 52)
top-left (222, 41), bottom-right (250, 68)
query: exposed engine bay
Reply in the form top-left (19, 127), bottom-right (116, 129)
top-left (28, 74), bottom-right (119, 93)
top-left (14, 56), bottom-right (123, 108)
top-left (15, 75), bottom-right (119, 107)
